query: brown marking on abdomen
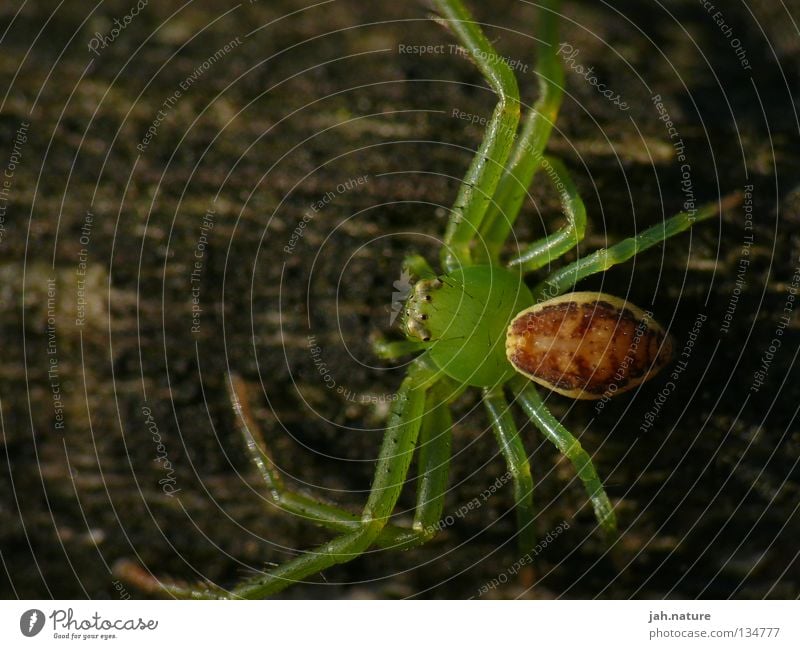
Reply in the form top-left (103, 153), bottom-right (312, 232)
top-left (506, 292), bottom-right (672, 399)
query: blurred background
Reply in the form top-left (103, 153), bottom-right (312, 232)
top-left (0, 0), bottom-right (798, 599)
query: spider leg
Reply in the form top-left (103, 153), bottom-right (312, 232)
top-left (531, 192), bottom-right (743, 302)
top-left (219, 359), bottom-right (436, 598)
top-left (505, 156), bottom-right (586, 271)
top-left (402, 253), bottom-right (436, 279)
top-left (227, 373), bottom-right (424, 548)
top-left (132, 361), bottom-right (437, 599)
top-left (483, 386), bottom-right (537, 555)
top-left (511, 378), bottom-right (617, 538)
top-left (141, 360), bottom-right (434, 598)
top-left (114, 369), bottom-right (458, 599)
top-left (477, 0), bottom-right (565, 263)
top-left (411, 380), bottom-right (456, 540)
top-left (431, 0), bottom-right (520, 272)
top-left (373, 338), bottom-right (429, 360)
top-left (234, 372), bottom-right (459, 548)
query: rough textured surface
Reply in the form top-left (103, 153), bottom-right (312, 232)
top-left (1, 0), bottom-right (799, 599)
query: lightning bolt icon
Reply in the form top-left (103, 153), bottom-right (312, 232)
top-left (28, 611), bottom-right (38, 632)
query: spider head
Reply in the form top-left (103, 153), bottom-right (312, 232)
top-left (400, 277), bottom-right (442, 343)
top-left (401, 265), bottom-right (533, 388)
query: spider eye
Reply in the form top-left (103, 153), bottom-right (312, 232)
top-left (506, 292), bottom-right (673, 400)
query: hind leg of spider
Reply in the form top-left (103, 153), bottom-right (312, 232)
top-left (113, 367), bottom-right (456, 599)
top-left (228, 373), bottom-right (443, 549)
top-left (219, 358), bottom-right (439, 598)
top-left (512, 378), bottom-right (617, 539)
top-left (235, 372), bottom-right (457, 550)
top-left (230, 372), bottom-right (454, 549)
top-left (477, 0), bottom-right (565, 264)
top-left (532, 193), bottom-right (743, 301)
top-left (505, 156), bottom-right (587, 272)
top-left (123, 359), bottom-right (437, 599)
top-left (430, 0), bottom-right (520, 272)
top-left (483, 386), bottom-right (537, 555)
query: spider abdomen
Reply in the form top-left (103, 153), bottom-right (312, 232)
top-left (506, 292), bottom-right (673, 400)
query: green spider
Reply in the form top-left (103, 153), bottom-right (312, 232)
top-left (117, 0), bottom-right (740, 598)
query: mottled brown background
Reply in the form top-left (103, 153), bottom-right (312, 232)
top-left (1, 0), bottom-right (798, 599)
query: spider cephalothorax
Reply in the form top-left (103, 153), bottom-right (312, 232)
top-left (117, 0), bottom-right (740, 599)
top-left (402, 265), bottom-right (532, 386)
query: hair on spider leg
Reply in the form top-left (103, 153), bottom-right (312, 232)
top-left (237, 561), bottom-right (280, 582)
